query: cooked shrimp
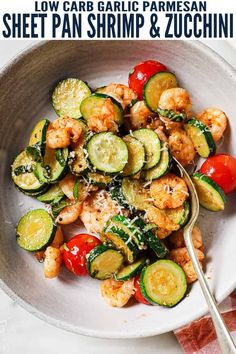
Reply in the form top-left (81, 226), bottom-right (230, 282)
top-left (87, 97), bottom-right (119, 133)
top-left (129, 101), bottom-right (155, 129)
top-left (159, 88), bottom-right (192, 114)
top-left (159, 116), bottom-right (183, 132)
top-left (150, 173), bottom-right (188, 209)
top-left (34, 251), bottom-right (45, 263)
top-left (44, 246), bottom-right (63, 279)
top-left (197, 108), bottom-right (227, 142)
top-left (168, 129), bottom-right (196, 166)
top-left (56, 200), bottom-right (83, 225)
top-left (99, 83), bottom-right (138, 109)
top-left (146, 206), bottom-right (179, 231)
top-left (154, 127), bottom-right (168, 142)
top-left (169, 247), bottom-right (204, 267)
top-left (154, 227), bottom-right (172, 240)
top-left (51, 226), bottom-right (64, 248)
top-left (46, 116), bottom-right (83, 149)
top-left (183, 260), bottom-right (203, 284)
top-left (100, 278), bottom-right (134, 307)
top-left (169, 226), bottom-right (203, 250)
top-left (80, 190), bottom-right (127, 234)
top-left (59, 174), bottom-right (77, 200)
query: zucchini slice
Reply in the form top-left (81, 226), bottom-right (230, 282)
top-left (192, 172), bottom-right (226, 211)
top-left (157, 108), bottom-right (186, 122)
top-left (16, 209), bottom-right (56, 252)
top-left (103, 223), bottom-right (139, 264)
top-left (140, 260), bottom-right (187, 307)
top-left (35, 147), bottom-right (68, 183)
top-left (85, 172), bottom-right (112, 187)
top-left (52, 78), bottom-right (91, 118)
top-left (12, 150), bottom-right (47, 195)
top-left (184, 118), bottom-right (216, 158)
top-left (115, 257), bottom-right (147, 281)
top-left (37, 184), bottom-right (64, 204)
top-left (132, 129), bottom-right (161, 170)
top-left (121, 178), bottom-right (152, 211)
top-left (143, 143), bottom-right (171, 180)
top-left (87, 132), bottom-right (128, 173)
top-left (110, 215), bottom-right (147, 250)
top-left (80, 93), bottom-right (124, 126)
top-left (87, 244), bottom-right (123, 280)
top-left (164, 200), bottom-right (190, 227)
top-left (143, 72), bottom-right (178, 112)
top-left (51, 198), bottom-right (68, 218)
top-left (28, 119), bottom-right (50, 155)
top-left (122, 135), bottom-right (145, 176)
top-left (69, 128), bottom-right (89, 176)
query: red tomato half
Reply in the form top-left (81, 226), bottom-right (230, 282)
top-left (134, 275), bottom-right (150, 305)
top-left (63, 234), bottom-right (101, 276)
top-left (128, 60), bottom-right (167, 100)
top-left (200, 154), bottom-right (236, 194)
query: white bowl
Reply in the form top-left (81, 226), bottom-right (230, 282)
top-left (0, 40), bottom-right (236, 338)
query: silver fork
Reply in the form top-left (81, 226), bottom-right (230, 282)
top-left (173, 157), bottom-right (236, 354)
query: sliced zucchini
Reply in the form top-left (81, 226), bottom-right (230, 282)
top-left (184, 118), bottom-right (216, 158)
top-left (52, 78), bottom-right (91, 118)
top-left (110, 215), bottom-right (147, 250)
top-left (121, 177), bottom-right (152, 211)
top-left (87, 244), bottom-right (123, 280)
top-left (136, 220), bottom-right (168, 258)
top-left (37, 184), bottom-right (64, 204)
top-left (143, 72), bottom-right (178, 112)
top-left (140, 260), bottom-right (187, 307)
top-left (115, 257), bottom-right (147, 281)
top-left (26, 145), bottom-right (42, 163)
top-left (157, 108), bottom-right (186, 122)
top-left (122, 135), bottom-right (145, 176)
top-left (51, 198), bottom-right (68, 218)
top-left (87, 132), bottom-right (128, 173)
top-left (80, 93), bottom-right (124, 126)
top-left (28, 119), bottom-right (50, 154)
top-left (12, 150), bottom-right (47, 195)
top-left (192, 172), bottom-right (226, 211)
top-left (16, 209), bottom-right (56, 252)
top-left (103, 223), bottom-right (139, 263)
top-left (164, 200), bottom-right (190, 227)
top-left (85, 172), bottom-right (112, 187)
top-left (35, 147), bottom-right (68, 183)
top-left (132, 129), bottom-right (161, 170)
top-left (69, 134), bottom-right (89, 176)
top-left (143, 142), bottom-right (171, 180)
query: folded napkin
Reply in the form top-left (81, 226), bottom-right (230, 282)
top-left (174, 290), bottom-right (236, 353)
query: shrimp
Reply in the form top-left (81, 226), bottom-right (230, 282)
top-left (56, 200), bottom-right (83, 225)
top-left (99, 83), bottom-right (138, 110)
top-left (100, 278), bottom-right (134, 307)
top-left (159, 116), bottom-right (183, 133)
top-left (168, 129), bottom-right (196, 166)
top-left (169, 226), bottom-right (203, 250)
top-left (154, 227), bottom-right (172, 240)
top-left (159, 88), bottom-right (192, 114)
top-left (146, 206), bottom-right (179, 231)
top-left (80, 190), bottom-right (128, 234)
top-left (44, 246), bottom-right (63, 279)
top-left (169, 247), bottom-right (204, 267)
top-left (129, 101), bottom-right (156, 129)
top-left (51, 226), bottom-right (64, 248)
top-left (150, 173), bottom-right (188, 209)
top-left (59, 174), bottom-right (77, 200)
top-left (183, 261), bottom-right (203, 284)
top-left (197, 108), bottom-right (227, 142)
top-left (87, 97), bottom-right (119, 133)
top-left (46, 116), bottom-right (83, 149)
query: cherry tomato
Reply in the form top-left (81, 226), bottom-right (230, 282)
top-left (63, 234), bottom-right (101, 276)
top-left (128, 60), bottom-right (167, 100)
top-left (200, 154), bottom-right (236, 194)
top-left (134, 275), bottom-right (150, 305)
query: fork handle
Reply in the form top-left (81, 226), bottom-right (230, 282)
top-left (184, 227), bottom-right (236, 354)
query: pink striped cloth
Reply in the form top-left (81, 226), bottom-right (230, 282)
top-left (174, 290), bottom-right (236, 353)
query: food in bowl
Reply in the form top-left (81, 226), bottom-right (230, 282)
top-left (11, 59), bottom-right (236, 308)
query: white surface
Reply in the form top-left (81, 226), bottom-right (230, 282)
top-left (0, 40), bottom-right (235, 354)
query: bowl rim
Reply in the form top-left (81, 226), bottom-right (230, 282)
top-left (1, 40), bottom-right (236, 339)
